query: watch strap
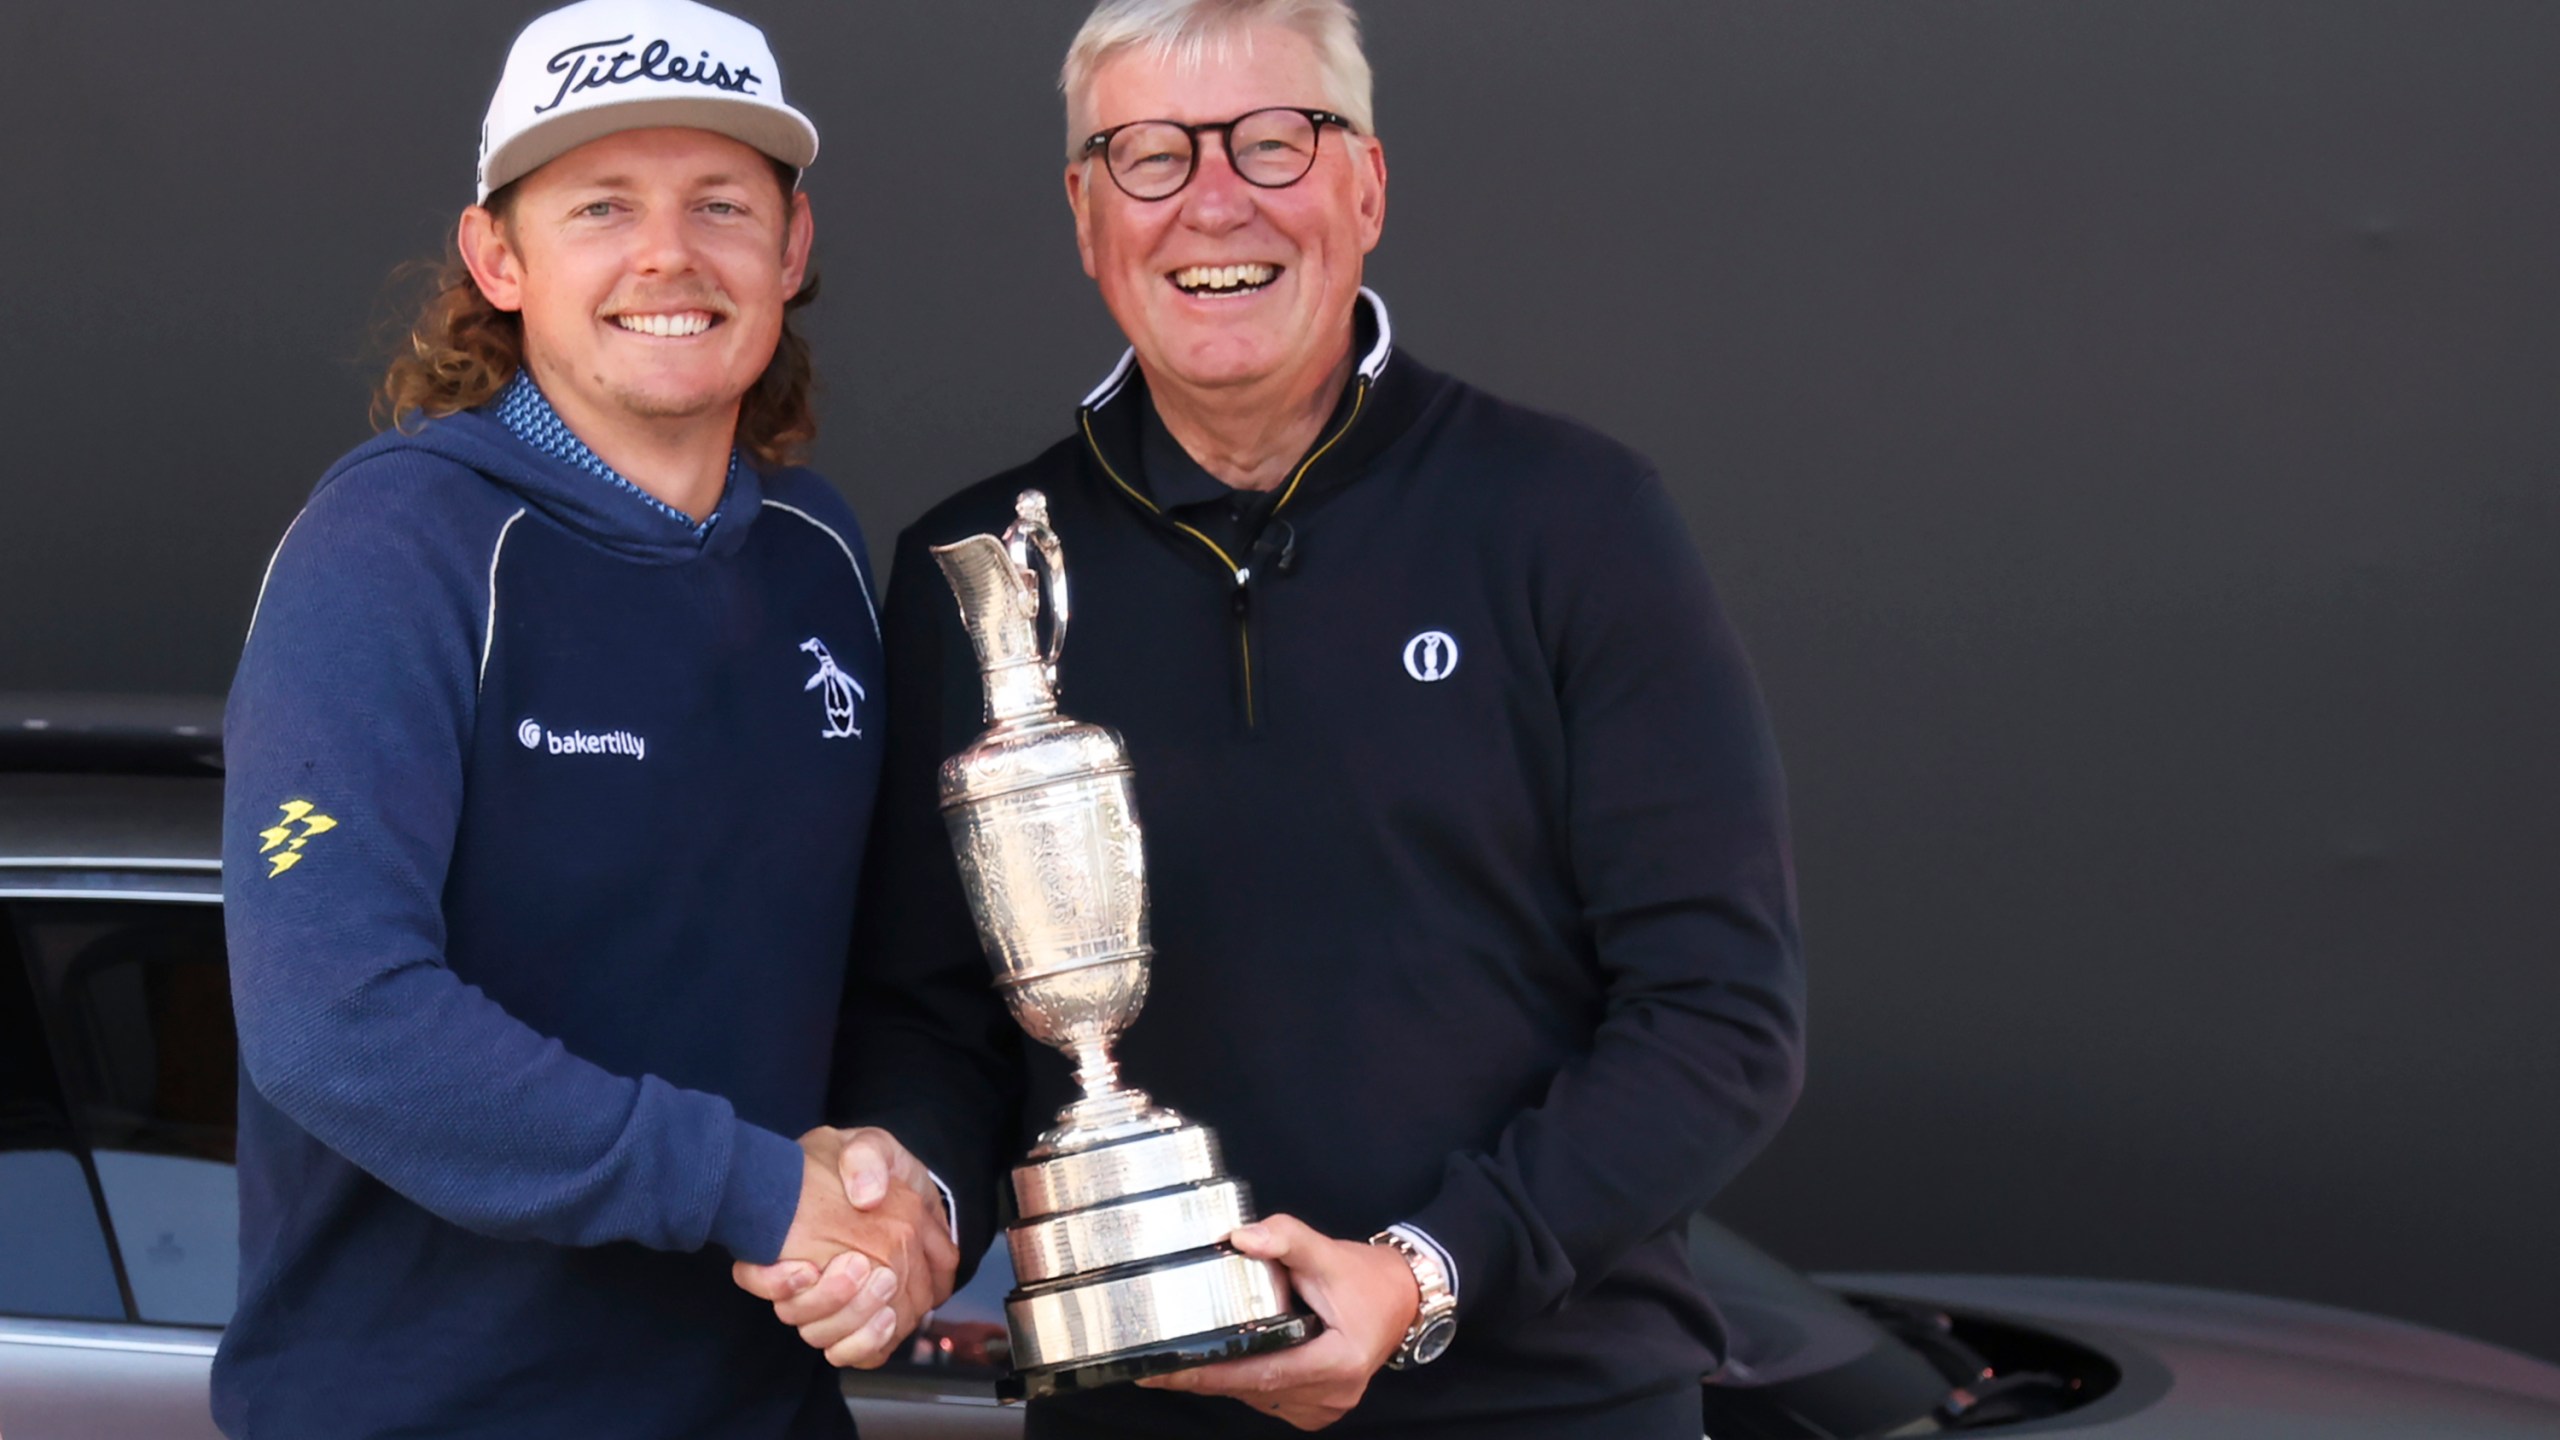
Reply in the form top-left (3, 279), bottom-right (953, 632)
top-left (1370, 1228), bottom-right (1457, 1369)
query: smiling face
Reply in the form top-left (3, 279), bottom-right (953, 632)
top-left (459, 126), bottom-right (811, 449)
top-left (1066, 25), bottom-right (1387, 403)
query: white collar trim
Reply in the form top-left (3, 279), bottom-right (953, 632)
top-left (1080, 288), bottom-right (1397, 411)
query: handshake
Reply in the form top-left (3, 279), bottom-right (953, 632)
top-left (726, 1125), bottom-right (1432, 1427)
top-left (730, 1126), bottom-right (962, 1369)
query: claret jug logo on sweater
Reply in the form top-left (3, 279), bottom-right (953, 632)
top-left (1403, 629), bottom-right (1461, 683)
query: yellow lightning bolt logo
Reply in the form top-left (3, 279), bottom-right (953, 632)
top-left (259, 800), bottom-right (339, 877)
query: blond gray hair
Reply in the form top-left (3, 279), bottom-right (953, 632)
top-left (1060, 0), bottom-right (1376, 159)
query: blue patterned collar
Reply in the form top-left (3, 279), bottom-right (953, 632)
top-left (491, 371), bottom-right (735, 537)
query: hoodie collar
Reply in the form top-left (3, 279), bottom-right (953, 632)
top-left (362, 375), bottom-right (763, 564)
top-left (491, 371), bottom-right (739, 541)
top-left (1079, 288), bottom-right (1431, 527)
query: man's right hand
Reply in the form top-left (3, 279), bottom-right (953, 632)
top-left (732, 1127), bottom-right (958, 1368)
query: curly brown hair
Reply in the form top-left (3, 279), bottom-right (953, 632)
top-left (372, 170), bottom-right (818, 468)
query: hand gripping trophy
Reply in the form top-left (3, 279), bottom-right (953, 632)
top-left (931, 490), bottom-right (1320, 1398)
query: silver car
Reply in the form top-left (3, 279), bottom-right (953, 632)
top-left (5, 697), bottom-right (2558, 1438)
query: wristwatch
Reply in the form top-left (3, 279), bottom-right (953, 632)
top-left (1370, 1229), bottom-right (1458, 1369)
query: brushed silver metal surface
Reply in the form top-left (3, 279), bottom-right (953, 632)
top-left (932, 495), bottom-right (1065, 727)
top-left (0, 1323), bottom-right (224, 1440)
top-left (934, 494), bottom-right (1170, 1154)
top-left (934, 491), bottom-right (1313, 1386)
top-left (1009, 1180), bottom-right (1254, 1285)
top-left (1005, 1252), bottom-right (1299, 1372)
top-left (944, 767), bottom-right (1150, 1046)
top-left (1012, 1126), bottom-right (1225, 1220)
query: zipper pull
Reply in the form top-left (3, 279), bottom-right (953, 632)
top-left (1233, 568), bottom-right (1251, 617)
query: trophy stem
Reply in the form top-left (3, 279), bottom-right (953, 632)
top-left (1032, 1029), bottom-right (1183, 1156)
top-left (1071, 1033), bottom-right (1124, 1101)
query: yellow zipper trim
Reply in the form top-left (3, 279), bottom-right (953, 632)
top-left (1269, 378), bottom-right (1369, 518)
top-left (1077, 376), bottom-right (1372, 727)
top-left (1081, 410), bottom-right (1241, 571)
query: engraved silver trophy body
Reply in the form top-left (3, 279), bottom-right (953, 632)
top-left (932, 490), bottom-right (1318, 1398)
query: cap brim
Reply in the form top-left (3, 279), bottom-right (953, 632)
top-left (480, 93), bottom-right (819, 201)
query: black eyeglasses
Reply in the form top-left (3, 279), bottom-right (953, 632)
top-left (1081, 106), bottom-right (1353, 202)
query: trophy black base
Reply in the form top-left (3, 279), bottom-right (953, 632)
top-left (999, 1313), bottom-right (1324, 1403)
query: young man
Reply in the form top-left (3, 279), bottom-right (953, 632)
top-left (753, 1), bottom-right (1807, 1435)
top-left (218, 3), bottom-right (952, 1435)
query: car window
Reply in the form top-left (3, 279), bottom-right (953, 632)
top-left (0, 903), bottom-right (128, 1321)
top-left (10, 896), bottom-right (238, 1326)
top-left (11, 885), bottom-right (1028, 1369)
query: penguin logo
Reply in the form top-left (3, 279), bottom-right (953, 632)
top-left (801, 638), bottom-right (865, 738)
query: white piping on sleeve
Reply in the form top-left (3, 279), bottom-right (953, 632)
top-left (242, 508), bottom-right (309, 644)
top-left (762, 500), bottom-right (881, 640)
top-left (479, 508), bottom-right (528, 692)
top-left (925, 1170), bottom-right (961, 1246)
top-left (1385, 1221), bottom-right (1460, 1301)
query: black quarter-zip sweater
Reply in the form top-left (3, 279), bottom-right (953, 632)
top-left (838, 292), bottom-right (1805, 1436)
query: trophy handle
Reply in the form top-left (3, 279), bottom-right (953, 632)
top-left (1004, 490), bottom-right (1070, 693)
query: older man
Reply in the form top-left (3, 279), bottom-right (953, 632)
top-left (788, 1), bottom-right (1804, 1434)
top-left (217, 2), bottom-right (956, 1436)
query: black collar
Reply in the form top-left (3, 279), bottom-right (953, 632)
top-left (1137, 395), bottom-right (1245, 511)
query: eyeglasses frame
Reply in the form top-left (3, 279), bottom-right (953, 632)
top-left (1079, 106), bottom-right (1356, 202)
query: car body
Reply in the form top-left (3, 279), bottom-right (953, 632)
top-left (5, 697), bottom-right (2557, 1438)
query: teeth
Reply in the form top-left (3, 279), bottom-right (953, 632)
top-left (614, 312), bottom-right (713, 337)
top-left (1174, 263), bottom-right (1278, 293)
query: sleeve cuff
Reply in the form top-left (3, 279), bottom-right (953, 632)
top-left (1406, 1176), bottom-right (1521, 1323)
top-left (925, 1169), bottom-right (961, 1246)
top-left (707, 1122), bottom-right (806, 1264)
top-left (1385, 1222), bottom-right (1461, 1301)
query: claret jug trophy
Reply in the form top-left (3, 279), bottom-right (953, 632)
top-left (931, 490), bottom-right (1319, 1399)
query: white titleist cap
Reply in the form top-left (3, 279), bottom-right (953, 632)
top-left (476, 0), bottom-right (819, 202)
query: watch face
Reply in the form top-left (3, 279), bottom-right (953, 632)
top-left (1413, 1314), bottom-right (1457, 1365)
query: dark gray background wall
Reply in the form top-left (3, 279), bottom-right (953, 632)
top-left (5, 0), bottom-right (2555, 1361)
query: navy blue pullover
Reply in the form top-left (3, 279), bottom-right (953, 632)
top-left (216, 390), bottom-right (882, 1440)
top-left (839, 293), bottom-right (1806, 1435)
